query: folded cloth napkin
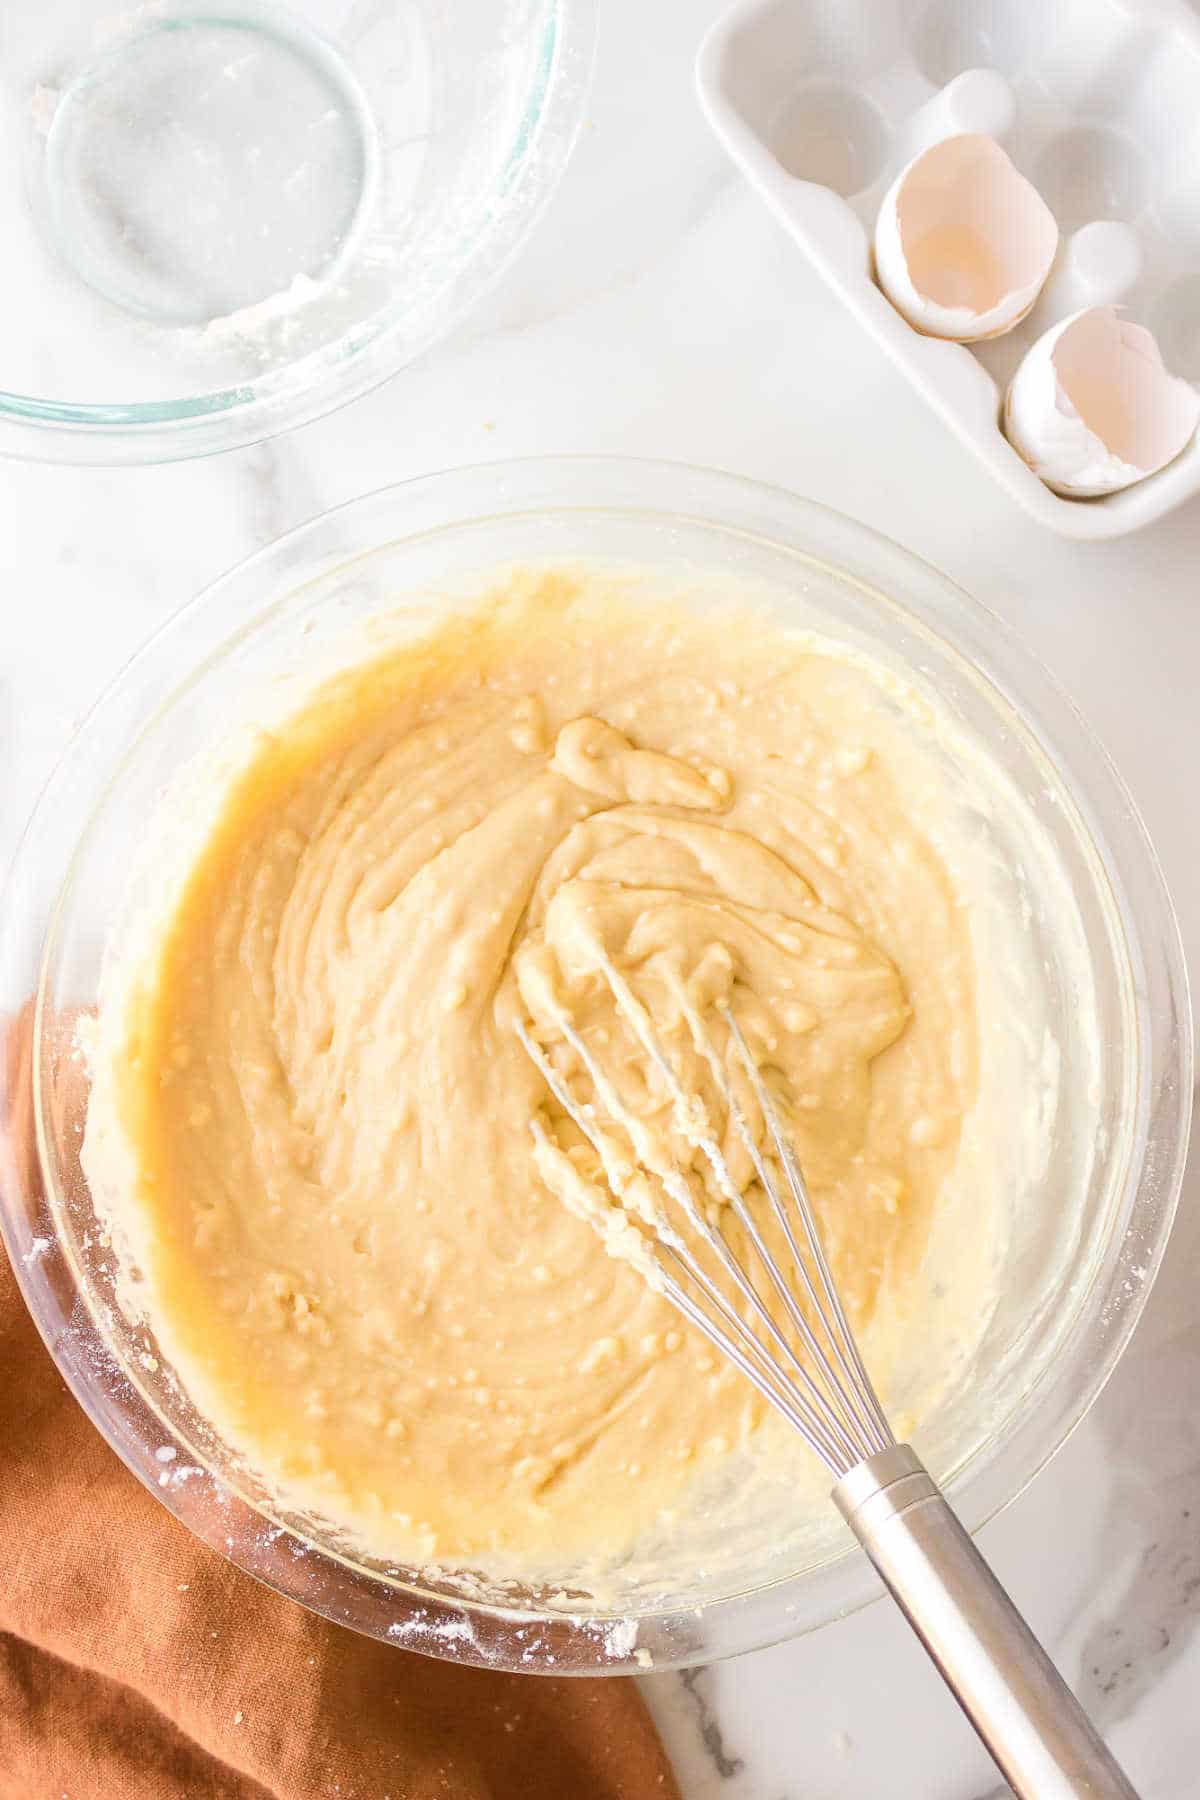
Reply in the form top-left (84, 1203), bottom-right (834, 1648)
top-left (0, 1010), bottom-right (680, 1800)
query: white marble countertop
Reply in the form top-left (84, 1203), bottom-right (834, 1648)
top-left (3, 1), bottom-right (1198, 1793)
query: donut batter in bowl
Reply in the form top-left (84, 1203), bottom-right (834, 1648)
top-left (84, 569), bottom-right (994, 1579)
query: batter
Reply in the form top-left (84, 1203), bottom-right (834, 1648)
top-left (85, 570), bottom-right (982, 1573)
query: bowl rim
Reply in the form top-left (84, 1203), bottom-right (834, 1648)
top-left (0, 0), bottom-right (598, 467)
top-left (0, 455), bottom-right (1191, 1671)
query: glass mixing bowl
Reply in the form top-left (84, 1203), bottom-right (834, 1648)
top-left (0, 458), bottom-right (1190, 1671)
top-left (0, 1), bottom-right (594, 464)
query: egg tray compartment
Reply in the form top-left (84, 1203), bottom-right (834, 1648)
top-left (697, 0), bottom-right (1200, 538)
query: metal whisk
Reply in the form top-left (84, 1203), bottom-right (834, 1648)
top-left (517, 989), bottom-right (1138, 1800)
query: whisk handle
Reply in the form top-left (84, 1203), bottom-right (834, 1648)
top-left (834, 1445), bottom-right (1139, 1800)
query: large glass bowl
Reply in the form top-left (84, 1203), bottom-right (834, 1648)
top-left (0, 458), bottom-right (1190, 1671)
top-left (0, 1), bottom-right (594, 464)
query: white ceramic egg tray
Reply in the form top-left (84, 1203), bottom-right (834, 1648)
top-left (697, 0), bottom-right (1200, 538)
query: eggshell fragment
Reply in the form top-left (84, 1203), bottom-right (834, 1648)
top-left (875, 134), bottom-right (1058, 341)
top-left (1004, 307), bottom-right (1200, 498)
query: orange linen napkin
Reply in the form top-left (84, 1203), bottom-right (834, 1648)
top-left (0, 1011), bottom-right (680, 1800)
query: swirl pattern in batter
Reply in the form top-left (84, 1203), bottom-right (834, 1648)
top-left (90, 571), bottom-right (979, 1573)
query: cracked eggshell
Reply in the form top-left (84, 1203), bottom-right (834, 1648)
top-left (1005, 307), bottom-right (1200, 498)
top-left (874, 134), bottom-right (1058, 342)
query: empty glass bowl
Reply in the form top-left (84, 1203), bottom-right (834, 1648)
top-left (0, 1), bottom-right (594, 463)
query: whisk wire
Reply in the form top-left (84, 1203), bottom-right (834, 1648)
top-left (581, 964), bottom-right (873, 1467)
top-left (584, 959), bottom-right (893, 1465)
top-left (517, 958), bottom-right (900, 1474)
top-left (516, 1017), bottom-right (854, 1466)
top-left (719, 1006), bottom-right (894, 1457)
top-left (674, 986), bottom-right (889, 1463)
